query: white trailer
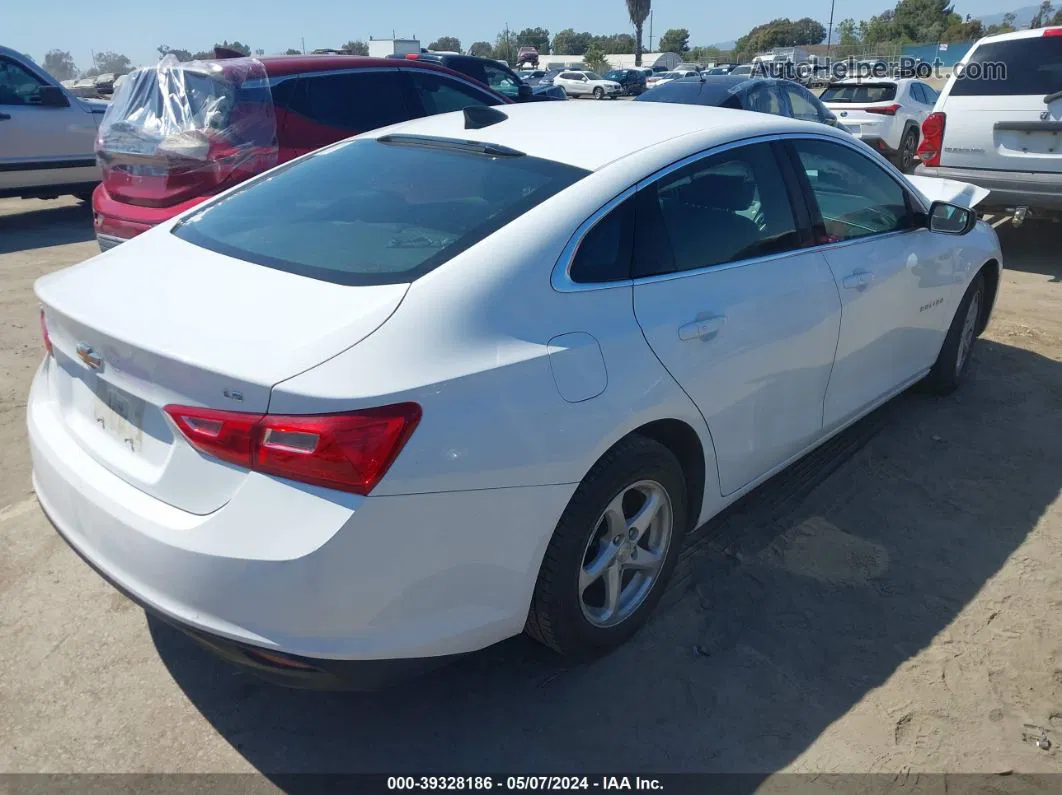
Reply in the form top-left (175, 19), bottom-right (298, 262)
top-left (368, 39), bottom-right (421, 59)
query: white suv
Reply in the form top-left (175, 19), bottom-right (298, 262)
top-left (820, 78), bottom-right (938, 172)
top-left (0, 45), bottom-right (105, 201)
top-left (553, 70), bottom-right (623, 99)
top-left (915, 26), bottom-right (1062, 216)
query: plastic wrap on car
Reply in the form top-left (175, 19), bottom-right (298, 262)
top-left (94, 55), bottom-right (278, 202)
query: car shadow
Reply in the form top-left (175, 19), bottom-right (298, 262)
top-left (994, 221), bottom-right (1062, 282)
top-left (149, 338), bottom-right (1060, 786)
top-left (0, 199), bottom-right (95, 254)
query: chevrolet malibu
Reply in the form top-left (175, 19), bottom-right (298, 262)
top-left (29, 102), bottom-right (1002, 689)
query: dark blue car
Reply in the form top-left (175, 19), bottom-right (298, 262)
top-left (636, 75), bottom-right (843, 131)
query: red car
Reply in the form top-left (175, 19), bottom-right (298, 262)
top-left (92, 55), bottom-right (511, 250)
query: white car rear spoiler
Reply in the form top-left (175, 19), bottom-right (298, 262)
top-left (906, 174), bottom-right (990, 210)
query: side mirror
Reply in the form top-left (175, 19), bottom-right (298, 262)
top-left (34, 85), bottom-right (70, 108)
top-left (928, 201), bottom-right (976, 235)
top-left (517, 83), bottom-right (532, 99)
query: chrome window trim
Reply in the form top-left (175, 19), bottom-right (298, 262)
top-left (551, 130), bottom-right (929, 294)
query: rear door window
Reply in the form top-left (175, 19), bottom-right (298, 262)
top-left (172, 137), bottom-right (588, 285)
top-left (949, 37), bottom-right (1062, 96)
top-left (632, 142), bottom-right (801, 277)
top-left (745, 83), bottom-right (785, 115)
top-left (298, 71), bottom-right (411, 133)
top-left (784, 84), bottom-right (826, 122)
top-left (0, 58), bottom-right (44, 105)
top-left (406, 71), bottom-right (499, 116)
top-left (820, 83), bottom-right (898, 103)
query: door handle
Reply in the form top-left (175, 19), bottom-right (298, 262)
top-left (0, 113), bottom-right (10, 121)
top-left (678, 315), bottom-right (725, 341)
top-left (842, 271), bottom-right (874, 290)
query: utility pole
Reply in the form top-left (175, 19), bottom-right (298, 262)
top-left (826, 0), bottom-right (836, 60)
top-left (301, 36), bottom-right (305, 54)
top-left (649, 9), bottom-right (655, 52)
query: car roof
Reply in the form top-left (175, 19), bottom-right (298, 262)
top-left (832, 77), bottom-right (900, 85)
top-left (976, 25), bottom-right (1062, 45)
top-left (358, 101), bottom-right (841, 171)
top-left (253, 54), bottom-right (456, 77)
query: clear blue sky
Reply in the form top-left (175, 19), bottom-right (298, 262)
top-left (12, 0), bottom-right (1015, 72)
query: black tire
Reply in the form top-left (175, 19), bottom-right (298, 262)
top-left (525, 435), bottom-right (689, 659)
top-left (593, 86), bottom-right (605, 100)
top-left (922, 272), bottom-right (986, 395)
top-left (898, 127), bottom-right (919, 174)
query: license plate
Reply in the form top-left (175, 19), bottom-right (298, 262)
top-left (92, 379), bottom-right (145, 454)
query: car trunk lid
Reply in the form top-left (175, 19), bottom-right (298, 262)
top-left (35, 231), bottom-right (408, 515)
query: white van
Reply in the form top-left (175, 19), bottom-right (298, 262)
top-left (915, 26), bottom-right (1062, 215)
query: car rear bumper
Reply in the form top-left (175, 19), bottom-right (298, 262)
top-left (91, 183), bottom-right (207, 249)
top-left (27, 358), bottom-right (574, 685)
top-left (914, 165), bottom-right (1062, 211)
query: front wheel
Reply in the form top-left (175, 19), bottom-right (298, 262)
top-left (922, 272), bottom-right (986, 395)
top-left (525, 435), bottom-right (688, 659)
top-left (593, 86), bottom-right (605, 100)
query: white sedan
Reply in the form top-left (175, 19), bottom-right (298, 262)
top-left (552, 70), bottom-right (623, 99)
top-left (29, 101), bottom-right (1001, 689)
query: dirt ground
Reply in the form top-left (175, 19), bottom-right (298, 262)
top-left (1, 196), bottom-right (1061, 784)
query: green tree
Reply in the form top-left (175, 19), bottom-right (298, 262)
top-left (687, 45), bottom-right (723, 63)
top-left (626, 0), bottom-right (651, 65)
top-left (340, 40), bottom-right (369, 55)
top-left (469, 41), bottom-right (493, 57)
top-left (42, 49), bottom-right (77, 81)
top-left (790, 17), bottom-right (827, 45)
top-left (552, 28), bottom-right (592, 55)
top-left (593, 33), bottom-right (636, 53)
top-left (837, 18), bottom-right (860, 45)
top-left (284, 48), bottom-right (302, 55)
top-left (659, 28), bottom-right (690, 54)
top-left (215, 40), bottom-right (252, 56)
top-left (88, 51), bottom-right (132, 77)
top-left (985, 11), bottom-right (1016, 34)
top-left (583, 43), bottom-right (610, 73)
top-left (493, 29), bottom-right (518, 65)
top-left (859, 11), bottom-right (895, 46)
top-left (891, 0), bottom-right (954, 42)
top-left (428, 36), bottom-right (462, 52)
top-left (1030, 0), bottom-right (1054, 27)
top-left (156, 45), bottom-right (193, 62)
top-left (942, 13), bottom-right (984, 40)
top-left (516, 27), bottom-right (551, 54)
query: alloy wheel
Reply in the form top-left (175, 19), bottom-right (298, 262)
top-left (579, 480), bottom-right (673, 628)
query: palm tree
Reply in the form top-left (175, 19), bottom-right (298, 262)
top-left (627, 0), bottom-right (651, 66)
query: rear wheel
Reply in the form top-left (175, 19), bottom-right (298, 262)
top-left (898, 128), bottom-right (919, 173)
top-left (922, 272), bottom-right (986, 395)
top-left (593, 86), bottom-right (605, 100)
top-left (525, 435), bottom-right (688, 658)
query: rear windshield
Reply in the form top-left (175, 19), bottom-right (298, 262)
top-left (820, 83), bottom-right (897, 103)
top-left (950, 37), bottom-right (1062, 96)
top-left (172, 137), bottom-right (588, 286)
top-left (637, 81), bottom-right (735, 106)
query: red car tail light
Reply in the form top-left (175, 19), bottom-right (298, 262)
top-left (1044, 26), bottom-right (1062, 36)
top-left (164, 403), bottom-right (422, 495)
top-left (917, 111), bottom-right (946, 167)
top-left (40, 309), bottom-right (53, 357)
top-left (865, 103), bottom-right (902, 115)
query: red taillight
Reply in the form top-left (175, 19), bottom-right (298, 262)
top-left (40, 309), bottom-right (53, 357)
top-left (865, 103), bottom-right (902, 115)
top-left (917, 111), bottom-right (946, 167)
top-left (1044, 26), bottom-right (1062, 36)
top-left (166, 407), bottom-right (260, 468)
top-left (164, 403), bottom-right (422, 495)
top-left (405, 53), bottom-right (420, 59)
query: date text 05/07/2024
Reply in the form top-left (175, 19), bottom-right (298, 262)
top-left (386, 776), bottom-right (665, 791)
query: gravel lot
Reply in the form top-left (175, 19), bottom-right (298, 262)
top-left (1, 195), bottom-right (1061, 784)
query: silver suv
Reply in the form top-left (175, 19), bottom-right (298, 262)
top-left (0, 45), bottom-right (105, 201)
